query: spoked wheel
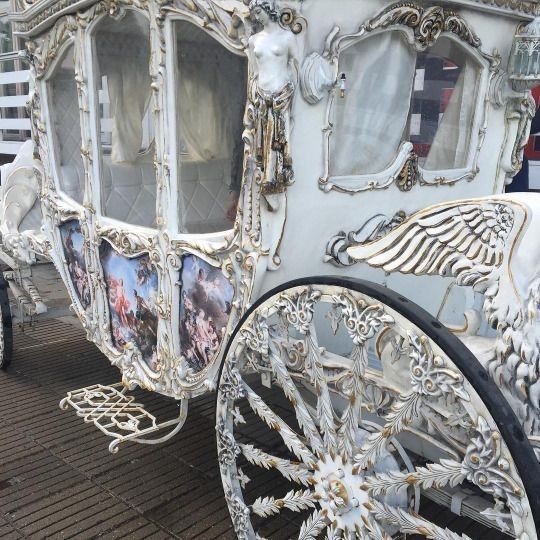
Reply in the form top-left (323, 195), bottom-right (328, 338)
top-left (0, 274), bottom-right (13, 370)
top-left (216, 278), bottom-right (540, 539)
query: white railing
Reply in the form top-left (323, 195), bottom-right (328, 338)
top-left (0, 50), bottom-right (31, 155)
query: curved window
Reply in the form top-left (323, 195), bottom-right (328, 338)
top-left (329, 33), bottom-right (481, 179)
top-left (174, 21), bottom-right (247, 234)
top-left (48, 44), bottom-right (84, 204)
top-left (94, 11), bottom-right (156, 228)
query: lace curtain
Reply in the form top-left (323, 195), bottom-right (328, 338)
top-left (330, 32), bottom-right (480, 177)
top-left (96, 16), bottom-right (151, 164)
top-left (424, 43), bottom-right (478, 170)
top-left (176, 28), bottom-right (245, 163)
top-left (330, 32), bottom-right (417, 176)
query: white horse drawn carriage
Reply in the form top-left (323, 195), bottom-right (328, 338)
top-left (2, 0), bottom-right (540, 536)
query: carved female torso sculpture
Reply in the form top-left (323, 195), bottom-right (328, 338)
top-left (248, 0), bottom-right (297, 194)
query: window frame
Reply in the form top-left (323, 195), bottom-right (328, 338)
top-left (166, 15), bottom-right (248, 238)
top-left (88, 7), bottom-right (158, 230)
top-left (43, 38), bottom-right (86, 208)
top-left (320, 27), bottom-right (493, 194)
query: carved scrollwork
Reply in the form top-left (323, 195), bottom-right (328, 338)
top-left (27, 15), bottom-right (77, 79)
top-left (366, 4), bottom-right (481, 50)
top-left (239, 313), bottom-right (269, 355)
top-left (396, 152), bottom-right (419, 192)
top-left (275, 288), bottom-right (321, 334)
top-left (95, 225), bottom-right (156, 257)
top-left (159, 0), bottom-right (249, 51)
top-left (216, 422), bottom-right (241, 467)
top-left (306, 2), bottom-right (496, 194)
top-left (324, 211), bottom-right (408, 267)
top-left (408, 332), bottom-right (470, 401)
top-left (224, 490), bottom-right (251, 539)
top-left (332, 292), bottom-right (394, 345)
top-left (279, 7), bottom-right (306, 35)
top-left (219, 361), bottom-right (246, 402)
top-left (463, 416), bottom-right (525, 515)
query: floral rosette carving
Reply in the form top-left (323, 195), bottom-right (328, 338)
top-left (332, 292), bottom-right (394, 345)
top-left (408, 332), bottom-right (471, 401)
top-left (275, 288), bottom-right (321, 334)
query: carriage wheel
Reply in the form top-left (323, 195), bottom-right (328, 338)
top-left (0, 274), bottom-right (12, 370)
top-left (216, 277), bottom-right (539, 539)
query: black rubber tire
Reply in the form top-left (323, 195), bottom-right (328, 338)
top-left (218, 275), bottom-right (540, 532)
top-left (0, 274), bottom-right (13, 370)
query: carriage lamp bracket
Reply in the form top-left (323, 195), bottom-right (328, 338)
top-left (59, 382), bottom-right (188, 453)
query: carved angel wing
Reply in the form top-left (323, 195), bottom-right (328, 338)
top-left (347, 197), bottom-right (529, 292)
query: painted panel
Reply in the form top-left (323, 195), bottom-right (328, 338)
top-left (179, 255), bottom-right (234, 373)
top-left (59, 220), bottom-right (90, 309)
top-left (100, 241), bottom-right (159, 368)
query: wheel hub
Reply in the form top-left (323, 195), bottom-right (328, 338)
top-left (313, 454), bottom-right (369, 532)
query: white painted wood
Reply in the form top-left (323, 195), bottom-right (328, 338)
top-left (0, 140), bottom-right (24, 154)
top-left (0, 95), bottom-right (28, 107)
top-left (0, 69), bottom-right (30, 85)
top-left (0, 118), bottom-right (31, 130)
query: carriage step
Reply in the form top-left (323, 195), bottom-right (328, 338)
top-left (59, 383), bottom-right (188, 453)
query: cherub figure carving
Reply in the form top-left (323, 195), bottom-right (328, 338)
top-left (248, 0), bottom-right (297, 195)
top-left (348, 194), bottom-right (540, 440)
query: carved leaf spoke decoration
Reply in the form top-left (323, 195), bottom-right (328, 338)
top-left (362, 459), bottom-right (466, 496)
top-left (240, 443), bottom-right (312, 486)
top-left (367, 500), bottom-right (471, 540)
top-left (268, 342), bottom-right (325, 455)
top-left (337, 340), bottom-right (367, 461)
top-left (306, 325), bottom-right (338, 454)
top-left (242, 381), bottom-right (317, 467)
top-left (251, 488), bottom-right (318, 518)
top-left (354, 392), bottom-right (422, 470)
top-left (298, 509), bottom-right (329, 540)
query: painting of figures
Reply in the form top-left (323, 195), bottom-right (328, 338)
top-left (179, 255), bottom-right (234, 373)
top-left (100, 241), bottom-right (159, 369)
top-left (59, 220), bottom-right (90, 309)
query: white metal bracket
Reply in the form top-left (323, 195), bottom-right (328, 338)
top-left (59, 383), bottom-right (188, 453)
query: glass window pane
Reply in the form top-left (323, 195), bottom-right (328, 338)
top-left (407, 38), bottom-right (480, 170)
top-left (48, 45), bottom-right (84, 204)
top-left (330, 32), bottom-right (416, 177)
top-left (175, 21), bottom-right (247, 234)
top-left (94, 12), bottom-right (156, 227)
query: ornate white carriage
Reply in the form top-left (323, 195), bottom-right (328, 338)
top-left (2, 0), bottom-right (540, 537)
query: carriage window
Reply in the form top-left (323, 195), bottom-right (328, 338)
top-left (407, 38), bottom-right (480, 170)
top-left (174, 21), bottom-right (247, 234)
top-left (48, 45), bottom-right (84, 205)
top-left (94, 12), bottom-right (156, 228)
top-left (330, 34), bottom-right (481, 180)
top-left (330, 32), bottom-right (416, 177)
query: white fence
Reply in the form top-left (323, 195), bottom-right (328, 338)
top-left (0, 50), bottom-right (31, 155)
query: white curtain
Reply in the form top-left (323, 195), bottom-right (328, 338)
top-left (97, 24), bottom-right (151, 164)
top-left (331, 32), bottom-right (417, 176)
top-left (176, 35), bottom-right (245, 162)
top-left (423, 50), bottom-right (478, 170)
